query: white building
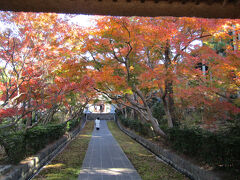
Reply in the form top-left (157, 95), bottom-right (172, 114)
top-left (84, 103), bottom-right (115, 114)
top-left (84, 95), bottom-right (116, 114)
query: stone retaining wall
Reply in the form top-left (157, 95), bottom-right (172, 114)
top-left (0, 118), bottom-right (86, 180)
top-left (116, 119), bottom-right (221, 180)
top-left (85, 113), bottom-right (115, 120)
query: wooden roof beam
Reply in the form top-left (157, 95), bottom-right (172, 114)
top-left (0, 0), bottom-right (239, 18)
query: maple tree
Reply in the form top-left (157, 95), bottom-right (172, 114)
top-left (0, 12), bottom-right (239, 137)
top-left (81, 17), bottom-right (240, 137)
top-left (175, 21), bottom-right (240, 125)
top-left (0, 12), bottom-right (94, 131)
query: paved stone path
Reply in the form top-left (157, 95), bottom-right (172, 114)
top-left (78, 120), bottom-right (142, 180)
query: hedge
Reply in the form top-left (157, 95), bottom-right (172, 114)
top-left (167, 125), bottom-right (240, 169)
top-left (117, 111), bottom-right (240, 170)
top-left (0, 131), bottom-right (26, 163)
top-left (25, 123), bottom-right (66, 155)
top-left (66, 118), bottom-right (81, 132)
top-left (119, 116), bottom-right (153, 137)
top-left (0, 118), bottom-right (81, 163)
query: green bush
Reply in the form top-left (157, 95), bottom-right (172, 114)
top-left (0, 132), bottom-right (26, 163)
top-left (151, 100), bottom-right (169, 130)
top-left (129, 119), bottom-right (139, 131)
top-left (152, 101), bottom-right (165, 121)
top-left (25, 123), bottom-right (66, 154)
top-left (167, 127), bottom-right (203, 156)
top-left (0, 121), bottom-right (71, 163)
top-left (118, 115), bottom-right (153, 137)
top-left (66, 118), bottom-right (81, 132)
top-left (138, 122), bottom-right (151, 136)
top-left (167, 125), bottom-right (240, 169)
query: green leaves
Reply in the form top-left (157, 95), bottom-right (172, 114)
top-left (0, 120), bottom-right (82, 163)
top-left (167, 125), bottom-right (240, 168)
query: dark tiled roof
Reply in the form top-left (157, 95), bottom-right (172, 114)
top-left (0, 0), bottom-right (239, 18)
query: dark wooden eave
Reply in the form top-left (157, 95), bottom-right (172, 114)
top-left (0, 0), bottom-right (239, 18)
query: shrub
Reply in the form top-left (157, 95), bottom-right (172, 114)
top-left (121, 117), bottom-right (130, 127)
top-left (0, 122), bottom-right (68, 163)
top-left (66, 118), bottom-right (81, 132)
top-left (0, 132), bottom-right (26, 163)
top-left (128, 119), bottom-right (139, 131)
top-left (138, 122), bottom-right (151, 136)
top-left (25, 123), bottom-right (66, 154)
top-left (118, 115), bottom-right (153, 137)
top-left (167, 125), bottom-right (240, 169)
top-left (152, 101), bottom-right (165, 121)
top-left (167, 127), bottom-right (203, 156)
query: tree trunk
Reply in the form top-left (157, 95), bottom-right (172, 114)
top-left (146, 109), bottom-right (166, 137)
top-left (124, 108), bottom-right (128, 119)
top-left (163, 41), bottom-right (178, 127)
top-left (25, 101), bottom-right (32, 129)
top-left (165, 80), bottom-right (178, 127)
top-left (162, 97), bottom-right (173, 128)
top-left (43, 106), bottom-right (58, 124)
top-left (125, 91), bottom-right (167, 138)
top-left (130, 109), bottom-right (135, 119)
